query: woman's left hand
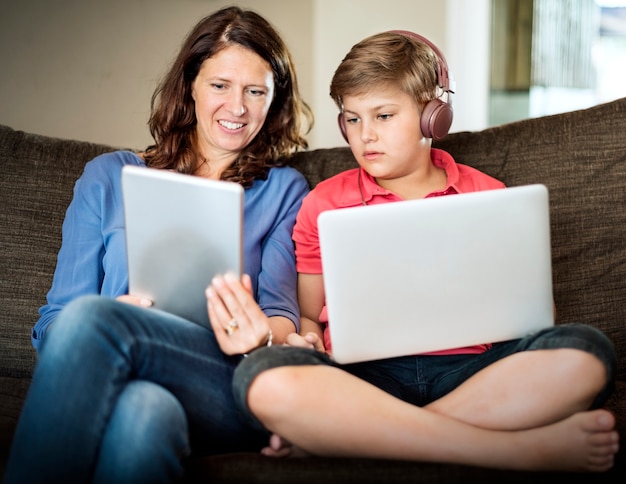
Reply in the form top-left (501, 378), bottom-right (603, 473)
top-left (206, 272), bottom-right (272, 355)
top-left (115, 294), bottom-right (153, 307)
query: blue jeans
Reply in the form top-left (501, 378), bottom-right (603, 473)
top-left (4, 295), bottom-right (269, 484)
top-left (233, 323), bottom-right (617, 430)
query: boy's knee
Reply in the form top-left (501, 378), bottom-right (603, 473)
top-left (247, 367), bottom-right (302, 419)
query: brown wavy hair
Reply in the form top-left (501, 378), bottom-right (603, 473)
top-left (144, 6), bottom-right (313, 187)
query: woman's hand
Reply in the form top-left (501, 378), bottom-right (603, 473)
top-left (206, 272), bottom-right (274, 355)
top-left (115, 294), bottom-right (153, 307)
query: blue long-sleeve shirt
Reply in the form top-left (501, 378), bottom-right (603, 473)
top-left (33, 150), bottom-right (309, 351)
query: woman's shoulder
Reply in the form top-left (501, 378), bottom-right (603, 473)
top-left (78, 151), bottom-right (145, 186)
top-left (267, 164), bottom-right (308, 183)
top-left (263, 165), bottom-right (311, 194)
top-left (83, 150), bottom-right (144, 175)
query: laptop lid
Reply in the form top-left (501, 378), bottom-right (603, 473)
top-left (318, 184), bottom-right (554, 364)
top-left (121, 165), bottom-right (243, 328)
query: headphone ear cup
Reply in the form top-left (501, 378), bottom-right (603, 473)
top-left (420, 99), bottom-right (453, 141)
top-left (338, 113), bottom-right (348, 142)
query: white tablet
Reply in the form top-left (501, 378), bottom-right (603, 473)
top-left (121, 165), bottom-right (243, 328)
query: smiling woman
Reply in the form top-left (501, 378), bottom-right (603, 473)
top-left (3, 6), bottom-right (314, 484)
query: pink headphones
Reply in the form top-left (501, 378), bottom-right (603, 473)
top-left (338, 30), bottom-right (454, 142)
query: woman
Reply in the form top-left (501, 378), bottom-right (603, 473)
top-left (5, 6), bottom-right (312, 483)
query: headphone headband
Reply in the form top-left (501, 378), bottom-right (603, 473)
top-left (389, 30), bottom-right (455, 94)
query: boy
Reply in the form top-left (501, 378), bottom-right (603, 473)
top-left (220, 31), bottom-right (619, 471)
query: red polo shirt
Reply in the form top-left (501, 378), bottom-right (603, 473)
top-left (293, 148), bottom-right (506, 354)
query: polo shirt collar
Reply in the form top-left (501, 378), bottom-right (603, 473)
top-left (337, 148), bottom-right (461, 207)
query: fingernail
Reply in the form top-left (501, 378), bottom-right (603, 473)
top-left (211, 276), bottom-right (223, 287)
top-left (224, 272), bottom-right (236, 282)
top-left (140, 298), bottom-right (152, 307)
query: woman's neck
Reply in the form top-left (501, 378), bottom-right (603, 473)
top-left (194, 151), bottom-right (237, 180)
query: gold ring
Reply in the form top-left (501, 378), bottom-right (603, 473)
top-left (226, 318), bottom-right (238, 335)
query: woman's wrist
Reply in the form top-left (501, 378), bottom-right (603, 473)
top-left (243, 329), bottom-right (272, 358)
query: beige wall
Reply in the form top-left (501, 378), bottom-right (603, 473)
top-left (0, 0), bottom-right (490, 149)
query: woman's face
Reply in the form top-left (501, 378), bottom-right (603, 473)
top-left (192, 45), bottom-right (275, 163)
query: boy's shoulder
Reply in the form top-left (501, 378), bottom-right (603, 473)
top-left (433, 148), bottom-right (505, 191)
top-left (303, 167), bottom-right (361, 209)
top-left (313, 167), bottom-right (360, 191)
top-left (454, 162), bottom-right (506, 190)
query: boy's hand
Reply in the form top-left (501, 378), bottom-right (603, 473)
top-left (285, 332), bottom-right (325, 353)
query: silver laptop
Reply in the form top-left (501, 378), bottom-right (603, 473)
top-left (121, 165), bottom-right (243, 328)
top-left (318, 184), bottom-right (554, 364)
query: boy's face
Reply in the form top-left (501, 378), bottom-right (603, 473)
top-left (340, 87), bottom-right (431, 181)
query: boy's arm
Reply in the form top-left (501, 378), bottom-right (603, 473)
top-left (284, 273), bottom-right (326, 352)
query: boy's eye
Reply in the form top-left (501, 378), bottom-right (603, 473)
top-left (345, 117), bottom-right (359, 125)
top-left (378, 113), bottom-right (393, 120)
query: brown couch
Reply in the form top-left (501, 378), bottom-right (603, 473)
top-left (1, 97), bottom-right (625, 482)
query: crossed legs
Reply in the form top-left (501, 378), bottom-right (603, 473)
top-left (234, 325), bottom-right (619, 472)
top-left (426, 348), bottom-right (605, 430)
top-left (5, 295), bottom-right (268, 483)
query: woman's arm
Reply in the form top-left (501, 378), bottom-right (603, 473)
top-left (207, 168), bottom-right (309, 354)
top-left (33, 153), bottom-right (139, 349)
top-left (252, 168), bottom-right (309, 333)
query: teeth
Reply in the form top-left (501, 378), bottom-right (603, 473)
top-left (219, 120), bottom-right (244, 130)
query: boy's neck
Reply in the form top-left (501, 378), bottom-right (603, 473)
top-left (375, 159), bottom-right (448, 200)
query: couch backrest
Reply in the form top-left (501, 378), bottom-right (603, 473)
top-left (435, 99), bottom-right (626, 359)
top-left (1, 97), bottom-right (625, 381)
top-left (0, 126), bottom-right (118, 377)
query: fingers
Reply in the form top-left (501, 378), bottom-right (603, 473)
top-left (206, 272), bottom-right (270, 354)
top-left (115, 294), bottom-right (152, 307)
top-left (304, 332), bottom-right (326, 352)
top-left (207, 273), bottom-right (257, 331)
top-left (284, 333), bottom-right (314, 348)
top-left (284, 332), bottom-right (326, 353)
top-left (241, 273), bottom-right (253, 293)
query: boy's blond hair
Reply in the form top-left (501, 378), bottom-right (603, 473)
top-left (330, 31), bottom-right (439, 110)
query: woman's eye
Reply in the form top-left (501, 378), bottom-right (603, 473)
top-left (248, 89), bottom-right (266, 97)
top-left (211, 83), bottom-right (226, 91)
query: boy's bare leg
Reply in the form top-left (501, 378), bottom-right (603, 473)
top-left (426, 348), bottom-right (606, 430)
top-left (248, 365), bottom-right (619, 472)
